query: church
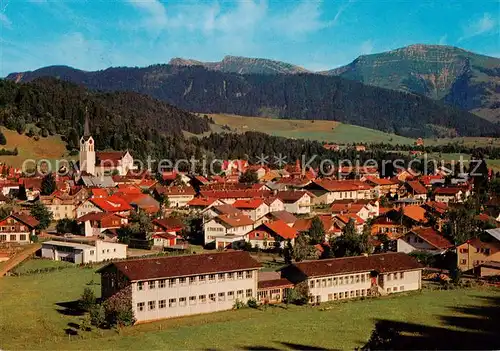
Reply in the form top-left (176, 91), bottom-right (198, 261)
top-left (79, 116), bottom-right (135, 176)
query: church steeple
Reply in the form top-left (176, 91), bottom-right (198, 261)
top-left (83, 107), bottom-right (90, 137)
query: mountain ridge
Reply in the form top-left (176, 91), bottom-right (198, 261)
top-left (5, 62), bottom-right (498, 139)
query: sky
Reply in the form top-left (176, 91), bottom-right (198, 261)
top-left (0, 0), bottom-right (499, 76)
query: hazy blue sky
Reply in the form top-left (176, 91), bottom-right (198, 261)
top-left (0, 0), bottom-right (498, 75)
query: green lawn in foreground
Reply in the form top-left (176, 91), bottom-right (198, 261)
top-left (11, 258), bottom-right (75, 274)
top-left (0, 264), bottom-right (498, 350)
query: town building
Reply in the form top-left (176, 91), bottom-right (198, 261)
top-left (0, 213), bottom-right (39, 244)
top-left (79, 116), bottom-right (135, 176)
top-left (281, 252), bottom-right (423, 303)
top-left (98, 251), bottom-right (261, 323)
top-left (247, 220), bottom-right (298, 249)
top-left (457, 228), bottom-right (500, 272)
top-left (396, 227), bottom-right (453, 254)
top-left (203, 213), bottom-right (254, 247)
top-left (41, 239), bottom-right (127, 263)
top-left (276, 191), bottom-right (312, 214)
top-left (77, 212), bottom-right (128, 237)
top-left (232, 199), bottom-right (269, 221)
top-left (153, 186), bottom-right (196, 208)
top-left (306, 180), bottom-right (374, 205)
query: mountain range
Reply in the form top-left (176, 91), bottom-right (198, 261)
top-left (5, 44), bottom-right (500, 138)
top-left (166, 45), bottom-right (500, 122)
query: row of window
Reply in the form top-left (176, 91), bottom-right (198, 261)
top-left (459, 247), bottom-right (491, 255)
top-left (136, 289), bottom-right (253, 311)
top-left (310, 272), bottom-right (405, 289)
top-left (316, 286), bottom-right (405, 302)
top-left (137, 271), bottom-right (254, 291)
top-left (460, 259), bottom-right (486, 266)
top-left (386, 272), bottom-right (405, 281)
top-left (0, 234), bottom-right (27, 241)
top-left (310, 273), bottom-right (371, 288)
top-left (0, 226), bottom-right (25, 231)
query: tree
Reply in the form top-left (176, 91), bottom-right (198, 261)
top-left (308, 216), bottom-right (325, 244)
top-left (443, 197), bottom-right (480, 245)
top-left (239, 169), bottom-right (258, 184)
top-left (284, 239), bottom-right (293, 264)
top-left (56, 218), bottom-right (78, 234)
top-left (0, 205), bottom-right (12, 219)
top-left (129, 210), bottom-right (153, 240)
top-left (286, 281), bottom-right (310, 305)
top-left (293, 234), bottom-right (316, 262)
top-left (0, 131), bottom-right (6, 145)
top-left (89, 304), bottom-right (106, 328)
top-left (41, 173), bottom-right (56, 195)
top-left (30, 201), bottom-right (53, 230)
top-left (117, 225), bottom-right (133, 245)
top-left (331, 219), bottom-right (371, 257)
top-left (80, 287), bottom-right (97, 311)
top-left (80, 314), bottom-right (92, 332)
top-left (17, 185), bottom-right (27, 201)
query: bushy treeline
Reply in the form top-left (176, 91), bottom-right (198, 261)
top-left (0, 78), bottom-right (211, 156)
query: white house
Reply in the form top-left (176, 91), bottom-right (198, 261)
top-left (203, 213), bottom-right (254, 246)
top-left (276, 191), bottom-right (312, 214)
top-left (98, 251), bottom-right (261, 323)
top-left (282, 252), bottom-right (423, 303)
top-left (232, 199), bottom-right (269, 221)
top-left (41, 239), bottom-right (127, 264)
top-left (397, 227), bottom-right (453, 254)
top-left (306, 180), bottom-right (375, 205)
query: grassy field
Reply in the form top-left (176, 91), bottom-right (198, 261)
top-left (206, 114), bottom-right (500, 147)
top-left (207, 113), bottom-right (415, 144)
top-left (0, 127), bottom-right (71, 169)
top-left (0, 261), bottom-right (498, 350)
top-left (11, 258), bottom-right (74, 274)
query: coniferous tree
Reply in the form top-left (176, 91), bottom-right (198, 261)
top-left (41, 173), bottom-right (56, 195)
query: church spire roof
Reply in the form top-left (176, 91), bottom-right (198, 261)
top-left (83, 107), bottom-right (90, 137)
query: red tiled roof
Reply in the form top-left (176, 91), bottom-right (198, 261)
top-left (336, 213), bottom-right (365, 225)
top-left (268, 210), bottom-right (297, 224)
top-left (20, 177), bottom-right (43, 190)
top-left (409, 227), bottom-right (453, 250)
top-left (155, 185), bottom-right (196, 196)
top-left (293, 218), bottom-right (312, 232)
top-left (11, 213), bottom-right (39, 228)
top-left (77, 212), bottom-right (121, 223)
top-left (434, 187), bottom-right (462, 195)
top-left (364, 176), bottom-right (398, 186)
top-left (153, 217), bottom-right (184, 231)
top-left (312, 180), bottom-right (373, 192)
top-left (330, 202), bottom-right (366, 214)
top-left (90, 195), bottom-right (132, 212)
top-left (200, 189), bottom-right (271, 199)
top-left (276, 190), bottom-right (311, 202)
top-left (188, 197), bottom-right (219, 207)
top-left (289, 252), bottom-right (423, 278)
top-left (217, 213), bottom-right (254, 227)
top-left (99, 251), bottom-right (262, 281)
top-left (232, 199), bottom-right (265, 209)
top-left (258, 278), bottom-right (294, 289)
top-left (406, 180), bottom-right (427, 194)
top-left (402, 205), bottom-right (427, 223)
top-left (96, 151), bottom-right (128, 166)
top-left (91, 188), bottom-right (109, 198)
top-left (263, 220), bottom-right (298, 240)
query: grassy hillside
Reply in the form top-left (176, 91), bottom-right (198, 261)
top-left (207, 114), bottom-right (415, 144)
top-left (0, 263), bottom-right (498, 350)
top-left (0, 127), bottom-right (69, 168)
